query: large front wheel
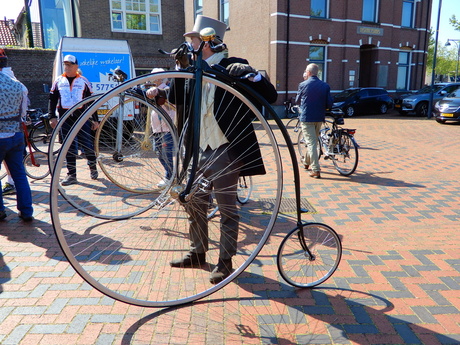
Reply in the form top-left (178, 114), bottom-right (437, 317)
top-left (277, 223), bottom-right (342, 288)
top-left (50, 71), bottom-right (283, 307)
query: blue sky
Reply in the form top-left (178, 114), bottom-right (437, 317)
top-left (0, 0), bottom-right (458, 48)
top-left (431, 0), bottom-right (459, 46)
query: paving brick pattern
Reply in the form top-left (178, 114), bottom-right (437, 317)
top-left (0, 114), bottom-right (459, 344)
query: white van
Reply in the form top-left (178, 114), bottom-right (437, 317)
top-left (52, 37), bottom-right (137, 120)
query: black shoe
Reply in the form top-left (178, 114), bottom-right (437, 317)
top-left (0, 210), bottom-right (6, 220)
top-left (209, 258), bottom-right (233, 284)
top-left (18, 212), bottom-right (34, 222)
top-left (62, 174), bottom-right (78, 186)
top-left (170, 252), bottom-right (206, 268)
top-left (90, 166), bottom-right (98, 180)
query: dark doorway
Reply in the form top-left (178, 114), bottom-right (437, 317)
top-left (359, 44), bottom-right (378, 87)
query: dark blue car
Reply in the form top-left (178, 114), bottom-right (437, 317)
top-left (332, 87), bottom-right (394, 117)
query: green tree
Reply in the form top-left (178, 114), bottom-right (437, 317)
top-left (426, 29), bottom-right (458, 79)
top-left (449, 15), bottom-right (460, 31)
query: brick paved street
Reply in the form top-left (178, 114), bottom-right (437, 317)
top-left (0, 113), bottom-right (459, 345)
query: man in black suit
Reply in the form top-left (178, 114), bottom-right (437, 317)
top-left (148, 16), bottom-right (277, 284)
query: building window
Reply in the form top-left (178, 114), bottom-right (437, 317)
top-left (194, 0), bottom-right (203, 17)
top-left (396, 51), bottom-right (410, 90)
top-left (401, 0), bottom-right (415, 28)
top-left (311, 0), bottom-right (327, 18)
top-left (362, 0), bottom-right (378, 23)
top-left (309, 46), bottom-right (325, 80)
top-left (111, 0), bottom-right (162, 33)
top-left (219, 0), bottom-right (229, 26)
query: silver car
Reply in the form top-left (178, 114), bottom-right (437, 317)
top-left (397, 83), bottom-right (460, 117)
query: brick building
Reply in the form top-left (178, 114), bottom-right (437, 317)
top-left (187, 0), bottom-right (432, 105)
top-left (74, 0), bottom-right (185, 73)
top-left (1, 0), bottom-right (185, 109)
top-left (2, 0), bottom-right (432, 111)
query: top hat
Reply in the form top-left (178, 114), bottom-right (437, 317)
top-left (184, 15), bottom-right (227, 41)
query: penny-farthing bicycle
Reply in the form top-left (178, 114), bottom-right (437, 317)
top-left (50, 29), bottom-right (341, 307)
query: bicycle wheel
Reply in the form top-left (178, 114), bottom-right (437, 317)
top-left (23, 151), bottom-right (50, 180)
top-left (277, 222), bottom-right (342, 288)
top-left (51, 93), bottom-right (177, 219)
top-left (94, 94), bottom-right (177, 194)
top-left (285, 117), bottom-right (299, 131)
top-left (236, 176), bottom-right (252, 204)
top-left (29, 122), bottom-right (52, 154)
top-left (331, 131), bottom-right (358, 176)
top-left (50, 71), bottom-right (283, 307)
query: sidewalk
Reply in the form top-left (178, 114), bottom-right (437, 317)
top-left (0, 114), bottom-right (459, 345)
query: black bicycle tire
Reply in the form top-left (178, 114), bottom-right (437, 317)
top-left (331, 132), bottom-right (359, 176)
top-left (29, 122), bottom-right (50, 154)
top-left (23, 151), bottom-right (50, 180)
top-left (277, 222), bottom-right (342, 288)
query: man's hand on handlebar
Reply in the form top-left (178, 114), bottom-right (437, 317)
top-left (226, 63), bottom-right (258, 78)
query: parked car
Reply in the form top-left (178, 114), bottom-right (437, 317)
top-left (394, 83), bottom-right (460, 117)
top-left (434, 87), bottom-right (460, 124)
top-left (332, 87), bottom-right (394, 117)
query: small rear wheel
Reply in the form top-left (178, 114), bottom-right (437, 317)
top-left (277, 223), bottom-right (342, 288)
top-left (379, 103), bottom-right (388, 114)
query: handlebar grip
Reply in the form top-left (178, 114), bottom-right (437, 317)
top-left (210, 64), bottom-right (257, 80)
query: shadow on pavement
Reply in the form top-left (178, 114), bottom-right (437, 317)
top-left (120, 270), bottom-right (458, 344)
top-left (0, 252), bottom-right (11, 295)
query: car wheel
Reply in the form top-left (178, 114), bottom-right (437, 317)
top-left (379, 103), bottom-right (388, 114)
top-left (345, 106), bottom-right (355, 117)
top-left (415, 102), bottom-right (428, 117)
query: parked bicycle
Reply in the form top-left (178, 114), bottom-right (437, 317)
top-left (298, 109), bottom-right (359, 176)
top-left (283, 96), bottom-right (299, 118)
top-left (49, 30), bottom-right (342, 307)
top-left (27, 111), bottom-right (61, 154)
top-left (20, 121), bottom-right (50, 180)
top-left (284, 110), bottom-right (301, 144)
top-left (1, 122), bottom-right (50, 181)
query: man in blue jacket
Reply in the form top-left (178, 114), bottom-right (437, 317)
top-left (296, 64), bottom-right (332, 178)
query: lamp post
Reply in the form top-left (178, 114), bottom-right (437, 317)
top-left (445, 39), bottom-right (460, 82)
top-left (428, 0), bottom-right (442, 118)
